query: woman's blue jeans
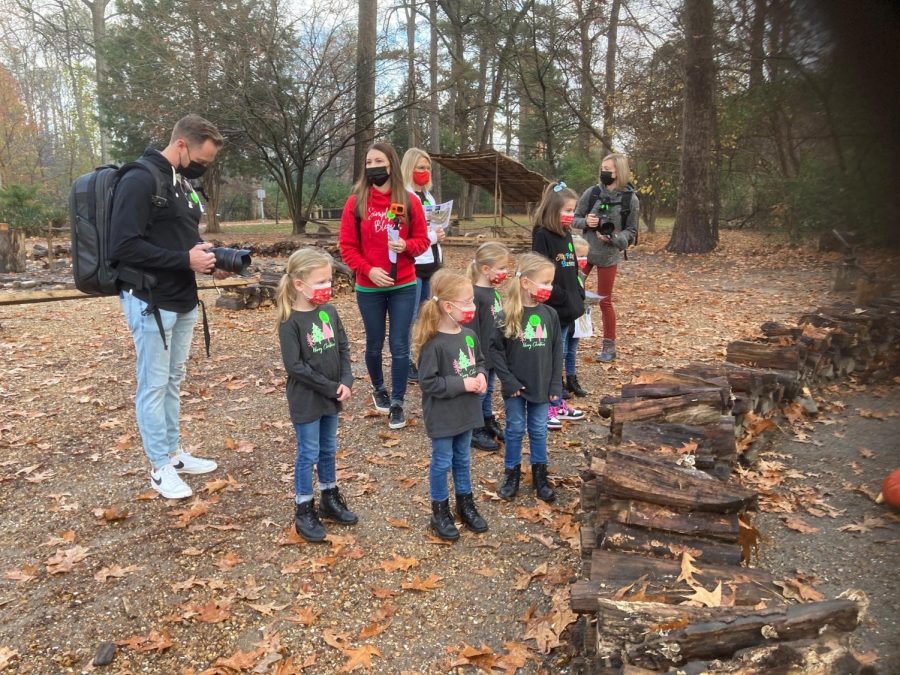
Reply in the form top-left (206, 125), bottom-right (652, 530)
top-left (293, 415), bottom-right (338, 497)
top-left (502, 397), bottom-right (549, 469)
top-left (429, 430), bottom-right (473, 501)
top-left (356, 284), bottom-right (417, 404)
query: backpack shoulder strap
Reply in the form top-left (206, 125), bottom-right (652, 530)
top-left (586, 184), bottom-right (603, 213)
top-left (117, 159), bottom-right (168, 236)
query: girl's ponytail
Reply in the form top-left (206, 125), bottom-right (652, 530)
top-left (502, 252), bottom-right (555, 339)
top-left (275, 248), bottom-right (334, 326)
top-left (412, 270), bottom-right (473, 356)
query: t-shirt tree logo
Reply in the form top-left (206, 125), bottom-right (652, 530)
top-left (306, 309), bottom-right (336, 353)
top-left (453, 334), bottom-right (479, 377)
top-left (521, 312), bottom-right (547, 348)
top-left (491, 289), bottom-right (503, 322)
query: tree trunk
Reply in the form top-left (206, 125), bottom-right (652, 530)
top-left (666, 0), bottom-right (718, 253)
top-left (82, 0), bottom-right (111, 163)
top-left (405, 0), bottom-right (419, 148)
top-left (428, 0), bottom-right (442, 203)
top-left (0, 224), bottom-right (26, 273)
top-left (601, 0), bottom-right (621, 155)
top-left (203, 163), bottom-right (222, 234)
top-left (354, 0), bottom-right (377, 182)
top-left (749, 0), bottom-right (766, 89)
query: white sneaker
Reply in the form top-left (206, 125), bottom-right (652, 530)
top-left (150, 464), bottom-right (193, 499)
top-left (171, 451), bottom-right (218, 475)
top-left (547, 407), bottom-right (563, 431)
top-left (557, 400), bottom-right (586, 421)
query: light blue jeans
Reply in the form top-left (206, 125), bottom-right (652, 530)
top-left (503, 397), bottom-right (550, 469)
top-left (120, 291), bottom-right (197, 469)
top-left (429, 430), bottom-right (473, 501)
top-left (293, 415), bottom-right (338, 498)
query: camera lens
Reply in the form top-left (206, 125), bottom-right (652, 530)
top-left (210, 247), bottom-right (252, 275)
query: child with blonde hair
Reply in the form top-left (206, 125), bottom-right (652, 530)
top-left (532, 180), bottom-right (586, 427)
top-left (490, 252), bottom-right (562, 502)
top-left (565, 235), bottom-right (592, 397)
top-left (467, 241), bottom-right (511, 451)
top-left (414, 270), bottom-right (489, 540)
top-left (277, 248), bottom-right (356, 542)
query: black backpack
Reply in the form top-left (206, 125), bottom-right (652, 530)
top-left (586, 183), bottom-right (637, 248)
top-left (69, 158), bottom-right (167, 295)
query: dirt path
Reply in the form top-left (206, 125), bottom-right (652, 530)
top-left (0, 231), bottom-right (896, 673)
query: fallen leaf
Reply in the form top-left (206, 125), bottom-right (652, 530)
top-left (322, 629), bottom-right (350, 651)
top-left (676, 551), bottom-right (700, 586)
top-left (285, 606), bottom-right (320, 626)
top-left (212, 648), bottom-right (261, 671)
top-left (401, 574), bottom-right (443, 591)
top-left (116, 630), bottom-right (173, 653)
top-left (369, 585), bottom-right (398, 599)
top-left (45, 546), bottom-right (90, 574)
top-left (93, 505), bottom-right (130, 522)
top-left (781, 516), bottom-right (819, 534)
top-left (94, 564), bottom-right (141, 583)
top-left (0, 647), bottom-right (18, 670)
top-left (681, 580), bottom-right (723, 608)
top-left (450, 643), bottom-right (497, 670)
top-left (214, 551), bottom-right (241, 570)
top-left (385, 517), bottom-right (411, 529)
top-left (4, 565), bottom-right (38, 583)
top-left (775, 577), bottom-right (826, 602)
top-left (377, 555), bottom-right (418, 573)
top-left (339, 645), bottom-right (381, 672)
top-left (858, 447), bottom-right (875, 459)
top-left (247, 601), bottom-right (289, 616)
top-left (513, 563), bottom-right (548, 591)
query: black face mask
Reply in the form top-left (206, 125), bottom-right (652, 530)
top-left (365, 166), bottom-right (390, 187)
top-left (180, 147), bottom-right (208, 179)
top-left (600, 170), bottom-right (614, 186)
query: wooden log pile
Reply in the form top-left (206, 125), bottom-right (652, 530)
top-left (566, 298), bottom-right (897, 672)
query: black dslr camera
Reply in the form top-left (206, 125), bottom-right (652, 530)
top-left (210, 247), bottom-right (253, 276)
top-left (589, 195), bottom-right (615, 236)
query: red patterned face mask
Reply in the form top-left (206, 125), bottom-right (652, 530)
top-left (448, 302), bottom-right (475, 324)
top-left (577, 256), bottom-right (588, 270)
top-left (530, 284), bottom-right (552, 303)
top-left (560, 213), bottom-right (574, 227)
top-left (488, 269), bottom-right (508, 285)
top-left (302, 282), bottom-right (332, 305)
top-left (412, 169), bottom-right (431, 186)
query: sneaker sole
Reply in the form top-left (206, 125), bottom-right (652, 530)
top-left (151, 484), bottom-right (193, 499)
top-left (372, 396), bottom-right (391, 414)
top-left (547, 424), bottom-right (563, 431)
top-left (558, 415), bottom-right (586, 421)
top-left (388, 419), bottom-right (407, 430)
top-left (172, 464), bottom-right (218, 475)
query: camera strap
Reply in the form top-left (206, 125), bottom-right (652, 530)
top-left (198, 299), bottom-right (211, 357)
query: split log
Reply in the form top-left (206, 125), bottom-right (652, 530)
top-left (593, 596), bottom-right (863, 670)
top-left (570, 551), bottom-right (781, 612)
top-left (674, 638), bottom-right (878, 675)
top-left (610, 391), bottom-right (728, 430)
top-left (726, 340), bottom-right (801, 371)
top-left (620, 369), bottom-right (730, 401)
top-left (598, 450), bottom-right (758, 513)
top-left (760, 321), bottom-right (802, 338)
top-left (620, 417), bottom-right (736, 463)
top-left (600, 521), bottom-right (744, 566)
top-left (613, 501), bottom-right (741, 542)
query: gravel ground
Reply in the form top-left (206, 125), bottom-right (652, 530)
top-left (0, 230), bottom-right (897, 673)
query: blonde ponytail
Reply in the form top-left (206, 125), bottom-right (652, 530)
top-left (275, 248), bottom-right (334, 325)
top-left (501, 252), bottom-right (555, 340)
top-left (412, 270), bottom-right (473, 357)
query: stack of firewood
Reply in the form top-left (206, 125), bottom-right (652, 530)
top-left (566, 298), bottom-right (899, 672)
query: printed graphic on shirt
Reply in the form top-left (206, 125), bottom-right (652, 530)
top-left (491, 290), bottom-right (503, 324)
top-left (555, 241), bottom-right (578, 269)
top-left (520, 312), bottom-right (547, 349)
top-left (306, 310), bottom-right (336, 354)
top-left (368, 204), bottom-right (398, 235)
top-left (453, 335), bottom-right (479, 377)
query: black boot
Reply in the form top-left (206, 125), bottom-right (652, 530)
top-left (430, 499), bottom-right (459, 541)
top-left (531, 463), bottom-right (556, 503)
top-left (455, 492), bottom-right (488, 533)
top-left (498, 465), bottom-right (521, 501)
top-left (566, 375), bottom-right (587, 397)
top-left (294, 499), bottom-right (326, 542)
top-left (471, 425), bottom-right (499, 452)
top-left (318, 486), bottom-right (358, 525)
top-left (486, 415), bottom-right (504, 442)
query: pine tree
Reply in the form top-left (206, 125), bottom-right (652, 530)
top-left (310, 324), bottom-right (325, 343)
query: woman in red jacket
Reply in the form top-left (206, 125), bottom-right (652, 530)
top-left (338, 142), bottom-right (430, 429)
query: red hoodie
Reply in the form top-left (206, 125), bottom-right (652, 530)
top-left (338, 187), bottom-right (430, 290)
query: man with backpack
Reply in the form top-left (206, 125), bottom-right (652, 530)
top-left (110, 114), bottom-right (225, 499)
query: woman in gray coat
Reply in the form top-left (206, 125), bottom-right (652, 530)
top-left (572, 153), bottom-right (639, 362)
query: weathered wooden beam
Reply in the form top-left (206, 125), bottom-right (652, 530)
top-left (600, 521), bottom-right (744, 566)
top-left (0, 277), bottom-right (253, 306)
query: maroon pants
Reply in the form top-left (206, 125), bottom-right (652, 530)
top-left (595, 264), bottom-right (617, 340)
